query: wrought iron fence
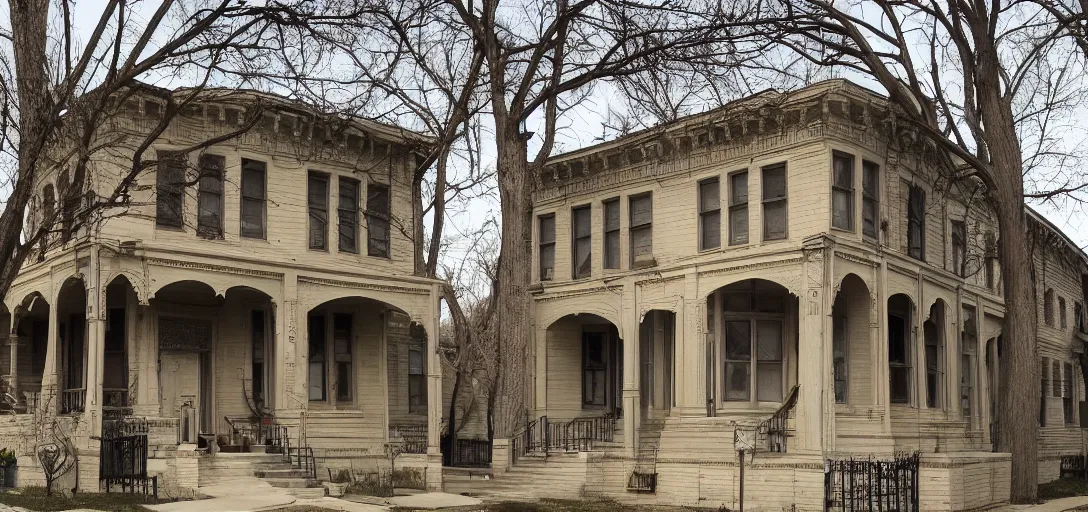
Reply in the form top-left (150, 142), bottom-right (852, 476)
top-left (100, 418), bottom-right (157, 498)
top-left (445, 438), bottom-right (491, 468)
top-left (389, 424), bottom-right (428, 454)
top-left (510, 414), bottom-right (615, 465)
top-left (60, 388), bottom-right (85, 414)
top-left (824, 453), bottom-right (919, 512)
top-left (1061, 455), bottom-right (1088, 480)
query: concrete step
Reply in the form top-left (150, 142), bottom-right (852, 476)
top-left (264, 477), bottom-right (321, 489)
top-left (285, 486), bottom-right (326, 499)
top-left (255, 468), bottom-right (314, 479)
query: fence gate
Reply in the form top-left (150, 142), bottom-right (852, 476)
top-left (100, 418), bottom-right (157, 497)
top-left (824, 453), bottom-right (919, 512)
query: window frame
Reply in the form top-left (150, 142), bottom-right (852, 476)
top-left (698, 177), bottom-right (722, 250)
top-left (307, 172), bottom-right (330, 251)
top-left (888, 311), bottom-right (912, 405)
top-left (1060, 297), bottom-right (1068, 329)
top-left (408, 346), bottom-right (426, 414)
top-left (240, 159), bottom-right (267, 239)
top-left (538, 213), bottom-right (556, 281)
top-left (761, 163), bottom-right (788, 241)
top-left (308, 311), bottom-right (357, 406)
top-left (1044, 289), bottom-right (1055, 326)
top-left (961, 305), bottom-right (977, 421)
top-left (366, 182), bottom-right (392, 258)
top-left (332, 312), bottom-right (354, 403)
top-left (629, 193), bottom-right (653, 268)
top-left (571, 204), bottom-right (592, 279)
top-left (196, 154), bottom-right (225, 240)
top-left (832, 313), bottom-right (848, 404)
top-left (602, 198), bottom-right (620, 270)
top-left (1041, 357), bottom-right (1049, 426)
top-left (951, 219), bottom-right (967, 277)
top-left (582, 331), bottom-right (609, 407)
top-left (924, 315), bottom-right (943, 409)
top-left (728, 170), bottom-right (749, 246)
top-left (1064, 361), bottom-right (1076, 425)
top-left (831, 152), bottom-right (854, 231)
top-left (155, 151), bottom-right (186, 229)
top-left (906, 183), bottom-right (926, 261)
top-left (338, 177), bottom-right (361, 254)
top-left (862, 160), bottom-right (880, 240)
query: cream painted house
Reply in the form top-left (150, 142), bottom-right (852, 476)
top-left (0, 86), bottom-right (445, 495)
top-left (467, 80), bottom-right (1088, 511)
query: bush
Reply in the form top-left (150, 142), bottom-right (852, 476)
top-left (1038, 478), bottom-right (1088, 501)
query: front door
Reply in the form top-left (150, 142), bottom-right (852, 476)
top-left (160, 352), bottom-right (201, 443)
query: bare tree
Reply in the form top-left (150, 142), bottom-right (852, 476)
top-left (769, 0), bottom-right (1088, 500)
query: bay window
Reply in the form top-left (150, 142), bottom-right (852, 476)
top-left (719, 280), bottom-right (788, 406)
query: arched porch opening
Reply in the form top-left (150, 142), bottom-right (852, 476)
top-left (543, 313), bottom-right (621, 421)
top-left (706, 279), bottom-right (798, 411)
top-left (103, 276), bottom-right (138, 417)
top-left (923, 299), bottom-right (948, 410)
top-left (831, 274), bottom-right (873, 407)
top-left (0, 304), bottom-right (10, 412)
top-left (888, 294), bottom-right (915, 406)
top-left (56, 277), bottom-right (87, 415)
top-left (11, 292), bottom-right (48, 414)
top-left (639, 309), bottom-right (675, 419)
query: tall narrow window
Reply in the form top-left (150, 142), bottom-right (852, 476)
top-left (366, 183), bottom-right (391, 257)
top-left (729, 172), bottom-right (749, 245)
top-left (833, 314), bottom-right (847, 404)
top-left (603, 199), bottom-right (620, 269)
top-left (888, 312), bottom-right (911, 404)
top-left (831, 153), bottom-right (854, 230)
top-left (862, 161), bottom-right (880, 239)
top-left (409, 347), bottom-right (425, 413)
top-left (538, 214), bottom-right (556, 281)
top-left (951, 220), bottom-right (966, 276)
top-left (1076, 302), bottom-right (1086, 334)
top-left (762, 164), bottom-right (788, 240)
top-left (308, 314), bottom-right (326, 401)
top-left (1053, 360), bottom-right (1062, 397)
top-left (333, 313), bottom-right (352, 402)
top-left (308, 173), bottom-right (329, 250)
top-left (240, 159), bottom-right (267, 239)
top-left (338, 178), bottom-right (360, 253)
top-left (1041, 358), bottom-right (1049, 426)
top-left (251, 310), bottom-right (265, 406)
top-left (1064, 362), bottom-right (1075, 424)
top-left (1044, 289), bottom-right (1055, 326)
top-left (907, 184), bottom-right (926, 260)
top-left (572, 205), bottom-right (592, 279)
top-left (629, 194), bottom-right (653, 267)
top-left (582, 332), bottom-right (607, 406)
top-left (699, 178), bottom-right (721, 250)
top-left (1060, 297), bottom-right (1068, 329)
top-left (156, 151), bottom-right (185, 228)
top-left (924, 319), bottom-right (940, 409)
top-left (197, 155), bottom-right (225, 239)
top-left (962, 306), bottom-right (977, 419)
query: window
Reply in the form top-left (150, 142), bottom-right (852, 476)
top-left (538, 214), bottom-right (556, 281)
top-left (1077, 302), bottom-right (1086, 334)
top-left (831, 153), bottom-right (853, 231)
top-left (603, 199), bottom-right (620, 269)
top-left (962, 306), bottom-right (977, 419)
top-left (308, 173), bottom-right (329, 250)
top-left (721, 282), bottom-right (787, 404)
top-left (308, 314), bottom-right (326, 401)
top-left (240, 159), bottom-right (267, 239)
top-left (409, 347), bottom-right (425, 413)
top-left (762, 164), bottom-right (788, 241)
top-left (699, 178), bottom-right (721, 250)
top-left (729, 171), bottom-right (749, 245)
top-left (951, 220), bottom-right (966, 277)
top-left (338, 178), bottom-right (360, 253)
top-left (333, 313), bottom-right (352, 402)
top-left (156, 151), bottom-right (185, 228)
top-left (1060, 298), bottom-right (1068, 329)
top-left (906, 184), bottom-right (925, 260)
top-left (1044, 289), bottom-right (1055, 326)
top-left (889, 311), bottom-right (911, 404)
top-left (1041, 358), bottom-right (1049, 426)
top-left (197, 155), bottom-right (225, 239)
top-left (1064, 362), bottom-right (1075, 424)
top-left (984, 231), bottom-right (997, 290)
top-left (1053, 360), bottom-right (1062, 397)
top-left (833, 314), bottom-right (847, 404)
top-left (924, 315), bottom-right (942, 409)
top-left (572, 205), bottom-right (592, 279)
top-left (629, 194), bottom-right (653, 267)
top-left (583, 332), bottom-right (607, 406)
top-left (862, 161), bottom-right (880, 239)
top-left (251, 310), bottom-right (265, 406)
top-left (366, 183), bottom-right (391, 257)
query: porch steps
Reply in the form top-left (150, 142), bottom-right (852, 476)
top-left (201, 452), bottom-right (325, 498)
top-left (446, 452), bottom-right (588, 500)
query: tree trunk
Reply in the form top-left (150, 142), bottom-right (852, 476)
top-left (491, 130), bottom-right (533, 438)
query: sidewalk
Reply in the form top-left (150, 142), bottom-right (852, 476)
top-left (1012, 496), bottom-right (1088, 511)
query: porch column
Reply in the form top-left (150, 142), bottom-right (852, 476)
top-left (879, 259), bottom-right (892, 435)
top-left (677, 271), bottom-right (705, 416)
top-left (42, 289), bottom-right (59, 413)
top-left (796, 241), bottom-right (831, 452)
top-left (534, 325), bottom-right (548, 418)
top-left (426, 285), bottom-right (441, 452)
top-left (86, 249), bottom-right (106, 435)
top-left (6, 334), bottom-right (17, 406)
top-left (131, 302), bottom-right (159, 417)
top-left (621, 282), bottom-right (640, 458)
top-left (274, 272), bottom-right (302, 434)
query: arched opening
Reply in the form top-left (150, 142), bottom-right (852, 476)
top-left (887, 294), bottom-right (915, 405)
top-left (706, 279), bottom-right (798, 410)
top-left (0, 304), bottom-right (10, 412)
top-left (985, 334), bottom-right (1001, 448)
top-left (56, 277), bottom-right (88, 414)
top-left (639, 310), bottom-right (676, 418)
top-left (923, 299), bottom-right (947, 409)
top-left (103, 276), bottom-right (138, 417)
top-left (543, 313), bottom-right (621, 420)
top-left (831, 274), bottom-right (872, 406)
top-left (11, 293), bottom-right (49, 414)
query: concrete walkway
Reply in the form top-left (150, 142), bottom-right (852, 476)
top-left (145, 476), bottom-right (297, 512)
top-left (1012, 496), bottom-right (1088, 511)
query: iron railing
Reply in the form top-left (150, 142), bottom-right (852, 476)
top-left (762, 385), bottom-right (799, 453)
top-left (510, 414), bottom-right (615, 465)
top-left (60, 388), bottom-right (85, 414)
top-left (389, 424), bottom-right (428, 454)
top-left (286, 445), bottom-right (317, 480)
top-left (103, 388), bottom-right (130, 418)
top-left (1061, 455), bottom-right (1088, 480)
top-left (824, 453), bottom-right (920, 512)
top-left (100, 417), bottom-right (157, 498)
top-left (445, 438), bottom-right (492, 468)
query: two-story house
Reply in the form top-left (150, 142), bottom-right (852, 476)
top-left (472, 80), bottom-right (1088, 511)
top-left (0, 85), bottom-right (444, 495)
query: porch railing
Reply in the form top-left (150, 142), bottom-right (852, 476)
top-left (103, 388), bottom-right (130, 418)
top-left (389, 424), bottom-right (428, 454)
top-left (447, 438), bottom-right (492, 468)
top-left (60, 388), bottom-right (86, 414)
top-left (824, 453), bottom-right (920, 512)
top-left (510, 414), bottom-right (616, 465)
top-left (760, 385), bottom-right (799, 453)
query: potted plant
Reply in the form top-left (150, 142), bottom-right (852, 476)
top-left (0, 448), bottom-right (18, 488)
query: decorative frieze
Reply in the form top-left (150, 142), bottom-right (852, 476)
top-left (297, 276), bottom-right (430, 295)
top-left (146, 257), bottom-right (283, 280)
top-left (698, 257), bottom-right (804, 279)
top-left (534, 285), bottom-right (624, 303)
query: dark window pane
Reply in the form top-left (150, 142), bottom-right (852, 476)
top-left (604, 200), bottom-right (620, 231)
top-left (630, 195), bottom-right (652, 227)
top-left (702, 211), bottom-right (721, 250)
top-left (862, 199), bottom-right (878, 239)
top-left (573, 206), bottom-right (592, 278)
top-left (763, 202), bottom-right (787, 240)
top-left (832, 189), bottom-right (852, 230)
top-left (366, 184), bottom-right (390, 257)
top-left (907, 185), bottom-right (925, 260)
top-left (725, 321), bottom-right (751, 360)
top-left (699, 179), bottom-right (720, 213)
top-left (539, 215), bottom-right (556, 243)
top-left (339, 178), bottom-right (360, 253)
top-left (156, 151), bottom-right (185, 228)
top-left (730, 205), bottom-right (748, 245)
top-left (833, 155), bottom-right (853, 188)
top-left (241, 160), bottom-right (266, 239)
top-left (604, 231), bottom-right (620, 270)
top-left (573, 206), bottom-right (591, 238)
top-left (197, 156), bottom-right (224, 238)
top-left (762, 165), bottom-right (786, 200)
top-left (724, 362), bottom-right (750, 401)
top-left (631, 227), bottom-right (652, 261)
top-left (308, 315), bottom-right (326, 401)
top-left (730, 172), bottom-right (748, 205)
top-left (308, 174), bottom-right (328, 249)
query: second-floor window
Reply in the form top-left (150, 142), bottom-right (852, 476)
top-left (539, 214), bottom-right (556, 281)
top-left (572, 205), bottom-right (592, 279)
top-left (1060, 297), bottom-right (1068, 329)
top-left (1044, 288), bottom-right (1055, 326)
top-left (240, 159), bottom-right (267, 239)
top-left (862, 161), bottom-right (880, 239)
top-left (308, 173), bottom-right (329, 250)
top-left (762, 164), bottom-right (787, 241)
top-left (197, 155), bottom-right (224, 239)
top-left (1076, 301), bottom-right (1086, 334)
top-left (409, 346), bottom-right (425, 414)
top-left (907, 184), bottom-right (926, 260)
top-left (156, 151), bottom-right (185, 229)
top-left (366, 184), bottom-right (391, 257)
top-left (603, 199), bottom-right (620, 269)
top-left (951, 220), bottom-right (966, 276)
top-left (338, 178), bottom-right (360, 254)
top-left (699, 178), bottom-right (721, 250)
top-left (831, 153), bottom-right (853, 231)
top-left (1064, 362), bottom-right (1075, 424)
top-left (630, 193), bottom-right (653, 267)
top-left (729, 171), bottom-right (748, 245)
top-left (1041, 358), bottom-right (1049, 426)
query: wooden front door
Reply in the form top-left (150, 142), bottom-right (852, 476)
top-left (160, 352), bottom-right (201, 443)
